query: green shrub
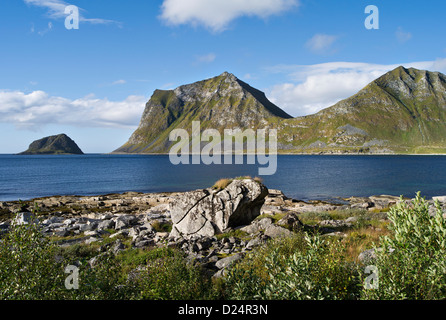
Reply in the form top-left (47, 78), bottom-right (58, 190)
top-left (0, 213), bottom-right (131, 300)
top-left (361, 193), bottom-right (446, 300)
top-left (128, 247), bottom-right (217, 300)
top-left (0, 214), bottom-right (66, 300)
top-left (224, 232), bottom-right (360, 300)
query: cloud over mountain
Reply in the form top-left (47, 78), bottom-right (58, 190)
top-left (159, 0), bottom-right (299, 32)
top-left (267, 59), bottom-right (446, 117)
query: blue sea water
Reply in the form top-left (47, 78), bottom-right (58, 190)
top-left (0, 154), bottom-right (446, 202)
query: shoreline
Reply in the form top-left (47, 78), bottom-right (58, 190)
top-left (0, 187), bottom-right (422, 218)
top-left (1, 187), bottom-right (442, 205)
top-left (4, 152), bottom-right (446, 156)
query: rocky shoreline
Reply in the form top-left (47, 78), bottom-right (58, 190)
top-left (1, 179), bottom-right (445, 278)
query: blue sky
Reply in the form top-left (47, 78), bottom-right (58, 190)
top-left (0, 0), bottom-right (445, 153)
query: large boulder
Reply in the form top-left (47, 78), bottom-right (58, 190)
top-left (170, 179), bottom-right (268, 239)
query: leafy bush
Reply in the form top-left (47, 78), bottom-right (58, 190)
top-left (0, 215), bottom-right (66, 299)
top-left (361, 193), bottom-right (446, 300)
top-left (224, 232), bottom-right (360, 300)
top-left (128, 247), bottom-right (217, 300)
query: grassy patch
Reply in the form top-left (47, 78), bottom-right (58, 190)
top-left (212, 176), bottom-right (263, 190)
top-left (151, 220), bottom-right (172, 233)
top-left (215, 229), bottom-right (250, 241)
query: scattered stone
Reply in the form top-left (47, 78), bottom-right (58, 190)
top-left (240, 217), bottom-right (273, 234)
top-left (264, 224), bottom-right (293, 238)
top-left (98, 219), bottom-right (115, 230)
top-left (215, 253), bottom-right (244, 269)
top-left (85, 237), bottom-right (99, 245)
top-left (432, 196), bottom-right (446, 203)
top-left (134, 239), bottom-right (155, 248)
top-left (277, 212), bottom-right (304, 230)
top-left (0, 185), bottom-right (403, 279)
top-left (319, 219), bottom-right (352, 228)
top-left (12, 212), bottom-right (35, 225)
top-left (323, 231), bottom-right (347, 237)
top-left (345, 216), bottom-right (359, 224)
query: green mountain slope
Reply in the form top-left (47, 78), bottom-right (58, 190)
top-left (276, 66), bottom-right (446, 153)
top-left (114, 72), bottom-right (292, 153)
top-left (114, 67), bottom-right (446, 154)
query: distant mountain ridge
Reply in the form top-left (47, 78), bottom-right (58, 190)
top-left (277, 66), bottom-right (446, 153)
top-left (114, 67), bottom-right (446, 154)
top-left (19, 134), bottom-right (84, 155)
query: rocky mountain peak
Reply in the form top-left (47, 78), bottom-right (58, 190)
top-left (173, 71), bottom-right (244, 103)
top-left (113, 72), bottom-right (292, 153)
top-left (373, 66), bottom-right (446, 101)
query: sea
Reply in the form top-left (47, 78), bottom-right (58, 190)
top-left (0, 154), bottom-right (446, 202)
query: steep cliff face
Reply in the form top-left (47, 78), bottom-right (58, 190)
top-left (113, 72), bottom-right (292, 153)
top-left (18, 134), bottom-right (84, 155)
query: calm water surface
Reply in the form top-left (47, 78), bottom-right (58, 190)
top-left (0, 154), bottom-right (445, 202)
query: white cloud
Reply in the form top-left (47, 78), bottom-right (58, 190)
top-left (196, 53), bottom-right (216, 63)
top-left (159, 0), bottom-right (299, 32)
top-left (24, 0), bottom-right (121, 25)
top-left (266, 59), bottom-right (446, 117)
top-left (396, 27), bottom-right (412, 43)
top-left (0, 90), bottom-right (146, 129)
top-left (305, 34), bottom-right (338, 54)
top-left (111, 79), bottom-right (127, 85)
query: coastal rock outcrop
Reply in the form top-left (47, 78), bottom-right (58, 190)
top-left (169, 178), bottom-right (268, 239)
top-left (18, 134), bottom-right (84, 155)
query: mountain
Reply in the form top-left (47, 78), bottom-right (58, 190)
top-left (113, 72), bottom-right (292, 153)
top-left (277, 66), bottom-right (446, 153)
top-left (114, 67), bottom-right (446, 155)
top-left (18, 134), bottom-right (84, 155)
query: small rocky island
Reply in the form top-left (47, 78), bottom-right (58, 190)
top-left (18, 134), bottom-right (84, 155)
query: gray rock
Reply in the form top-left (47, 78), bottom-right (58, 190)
top-left (84, 230), bottom-right (100, 237)
top-left (245, 237), bottom-right (265, 250)
top-left (433, 196), bottom-right (446, 203)
top-left (48, 222), bottom-right (65, 229)
top-left (170, 179), bottom-right (268, 239)
top-left (369, 195), bottom-right (399, 209)
top-left (134, 239), bottom-right (155, 248)
top-left (85, 237), bottom-right (99, 245)
top-left (116, 215), bottom-right (137, 229)
top-left (212, 269), bottom-right (227, 279)
top-left (277, 212), bottom-right (304, 230)
top-left (53, 229), bottom-right (70, 237)
top-left (0, 222), bottom-right (9, 231)
top-left (12, 212), bottom-right (35, 225)
top-left (323, 231), bottom-right (347, 237)
top-left (43, 216), bottom-right (62, 225)
top-left (351, 202), bottom-right (372, 210)
top-left (345, 216), bottom-right (358, 224)
top-left (215, 253), bottom-right (244, 269)
top-left (112, 239), bottom-right (126, 254)
top-left (264, 225), bottom-right (293, 238)
top-left (319, 220), bottom-right (352, 228)
top-left (240, 217), bottom-right (273, 234)
top-left (97, 219), bottom-right (115, 230)
top-left (63, 218), bottom-right (75, 225)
